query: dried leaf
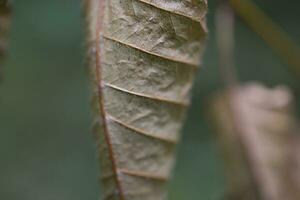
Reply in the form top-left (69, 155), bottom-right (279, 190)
top-left (210, 83), bottom-right (300, 200)
top-left (84, 0), bottom-right (208, 199)
top-left (0, 0), bottom-right (11, 79)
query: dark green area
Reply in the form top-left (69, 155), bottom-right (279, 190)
top-left (0, 0), bottom-right (299, 199)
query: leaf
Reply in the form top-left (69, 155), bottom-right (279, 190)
top-left (0, 0), bottom-right (11, 80)
top-left (84, 0), bottom-right (208, 199)
top-left (209, 83), bottom-right (300, 200)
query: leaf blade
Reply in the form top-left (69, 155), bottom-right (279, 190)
top-left (84, 0), bottom-right (208, 199)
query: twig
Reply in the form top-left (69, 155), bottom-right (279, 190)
top-left (215, 0), bottom-right (237, 89)
top-left (216, 2), bottom-right (269, 199)
top-left (229, 0), bottom-right (300, 78)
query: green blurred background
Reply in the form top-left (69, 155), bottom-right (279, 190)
top-left (1, 0), bottom-right (299, 199)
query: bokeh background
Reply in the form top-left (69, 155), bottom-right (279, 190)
top-left (1, 0), bottom-right (299, 199)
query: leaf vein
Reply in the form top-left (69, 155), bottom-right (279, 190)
top-left (137, 0), bottom-right (204, 23)
top-left (103, 82), bottom-right (189, 106)
top-left (94, 0), bottom-right (126, 199)
top-left (118, 168), bottom-right (169, 181)
top-left (106, 114), bottom-right (178, 144)
top-left (103, 35), bottom-right (199, 67)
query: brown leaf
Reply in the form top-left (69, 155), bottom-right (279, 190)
top-left (209, 83), bottom-right (300, 200)
top-left (84, 0), bottom-right (208, 199)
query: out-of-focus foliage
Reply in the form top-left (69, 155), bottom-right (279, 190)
top-left (0, 0), bottom-right (299, 200)
top-left (210, 84), bottom-right (299, 200)
top-left (0, 0), bottom-right (11, 79)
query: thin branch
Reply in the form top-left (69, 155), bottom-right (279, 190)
top-left (215, 0), bottom-right (237, 89)
top-left (229, 0), bottom-right (300, 78)
top-left (215, 2), bottom-right (268, 199)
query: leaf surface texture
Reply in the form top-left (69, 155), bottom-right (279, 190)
top-left (84, 0), bottom-right (207, 199)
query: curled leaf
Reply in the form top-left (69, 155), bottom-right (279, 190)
top-left (209, 83), bottom-right (300, 200)
top-left (84, 0), bottom-right (208, 199)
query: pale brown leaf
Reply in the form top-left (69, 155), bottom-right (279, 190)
top-left (210, 83), bottom-right (300, 200)
top-left (84, 0), bottom-right (208, 199)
